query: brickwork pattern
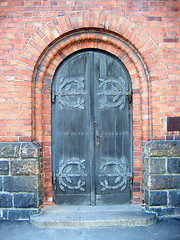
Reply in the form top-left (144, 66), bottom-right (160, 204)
top-left (0, 142), bottom-right (42, 220)
top-left (144, 141), bottom-right (180, 216)
top-left (0, 1), bottom-right (179, 205)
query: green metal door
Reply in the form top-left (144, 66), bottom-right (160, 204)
top-left (52, 50), bottom-right (132, 205)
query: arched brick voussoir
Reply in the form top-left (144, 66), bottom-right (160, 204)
top-left (34, 31), bottom-right (149, 86)
top-left (44, 40), bottom-right (140, 83)
top-left (17, 10), bottom-right (166, 86)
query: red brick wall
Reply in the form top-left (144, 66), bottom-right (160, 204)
top-left (0, 0), bottom-right (179, 205)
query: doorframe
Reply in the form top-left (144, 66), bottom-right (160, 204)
top-left (31, 27), bottom-right (152, 206)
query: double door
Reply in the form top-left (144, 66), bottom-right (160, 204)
top-left (52, 50), bottom-right (132, 205)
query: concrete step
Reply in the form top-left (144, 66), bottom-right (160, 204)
top-left (30, 205), bottom-right (157, 228)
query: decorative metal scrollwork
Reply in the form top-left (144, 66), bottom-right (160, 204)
top-left (98, 77), bottom-right (130, 110)
top-left (57, 77), bottom-right (86, 109)
top-left (100, 158), bottom-right (129, 192)
top-left (58, 158), bottom-right (87, 192)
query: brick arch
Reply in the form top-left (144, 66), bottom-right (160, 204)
top-left (16, 11), bottom-right (167, 141)
top-left (33, 31), bottom-right (151, 136)
top-left (36, 35), bottom-right (148, 204)
top-left (18, 11), bottom-right (164, 80)
top-left (16, 11), bottom-right (168, 204)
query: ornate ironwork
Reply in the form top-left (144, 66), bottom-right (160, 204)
top-left (100, 158), bottom-right (128, 192)
top-left (57, 77), bottom-right (86, 109)
top-left (98, 77), bottom-right (129, 110)
top-left (58, 158), bottom-right (87, 192)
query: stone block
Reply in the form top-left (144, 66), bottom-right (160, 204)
top-left (167, 158), bottom-right (180, 173)
top-left (11, 160), bottom-right (40, 176)
top-left (144, 157), bottom-right (149, 172)
top-left (0, 143), bottom-right (20, 158)
top-left (145, 141), bottom-right (180, 157)
top-left (14, 193), bottom-right (38, 208)
top-left (144, 158), bottom-right (165, 174)
top-left (145, 205), bottom-right (175, 216)
top-left (169, 190), bottom-right (180, 207)
top-left (0, 161), bottom-right (9, 175)
top-left (4, 176), bottom-right (38, 193)
top-left (21, 142), bottom-right (40, 159)
top-left (145, 174), bottom-right (180, 190)
top-left (145, 189), bottom-right (167, 206)
top-left (0, 194), bottom-right (12, 208)
top-left (6, 209), bottom-right (39, 221)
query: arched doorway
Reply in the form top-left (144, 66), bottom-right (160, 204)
top-left (51, 50), bottom-right (133, 205)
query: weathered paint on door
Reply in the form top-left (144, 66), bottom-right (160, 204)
top-left (51, 50), bottom-right (132, 205)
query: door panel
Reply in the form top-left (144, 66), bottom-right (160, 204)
top-left (93, 52), bottom-right (132, 205)
top-left (52, 53), bottom-right (91, 204)
top-left (52, 50), bottom-right (132, 205)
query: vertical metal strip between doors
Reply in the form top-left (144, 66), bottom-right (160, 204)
top-left (89, 52), bottom-right (96, 205)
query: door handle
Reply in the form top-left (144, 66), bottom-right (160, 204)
top-left (94, 122), bottom-right (107, 148)
top-left (96, 133), bottom-right (107, 148)
top-left (96, 135), bottom-right (107, 141)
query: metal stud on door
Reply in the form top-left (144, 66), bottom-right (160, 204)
top-left (51, 50), bottom-right (132, 205)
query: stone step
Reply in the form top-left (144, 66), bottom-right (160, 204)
top-left (30, 205), bottom-right (157, 228)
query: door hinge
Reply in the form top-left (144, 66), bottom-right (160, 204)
top-left (129, 173), bottom-right (133, 203)
top-left (51, 91), bottom-right (57, 103)
top-left (52, 173), bottom-right (57, 191)
top-left (125, 90), bottom-right (132, 103)
top-left (129, 173), bottom-right (133, 185)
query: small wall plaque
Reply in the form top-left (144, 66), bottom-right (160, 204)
top-left (167, 117), bottom-right (180, 131)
